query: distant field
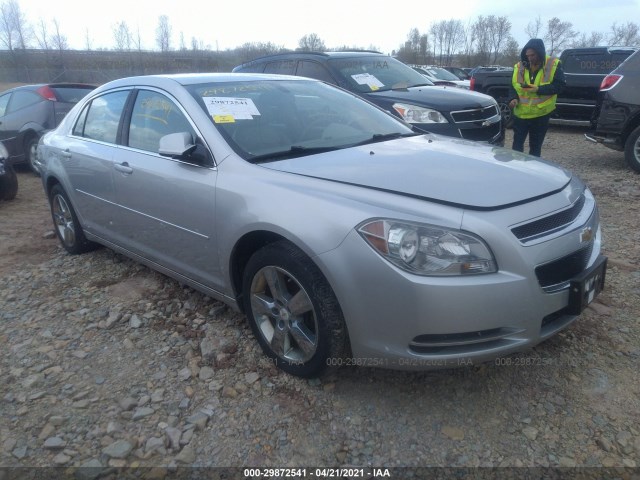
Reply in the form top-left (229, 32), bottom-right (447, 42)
top-left (0, 82), bottom-right (26, 91)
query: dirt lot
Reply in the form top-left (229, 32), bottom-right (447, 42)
top-left (1, 128), bottom-right (640, 477)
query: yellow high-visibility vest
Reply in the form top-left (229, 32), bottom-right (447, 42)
top-left (512, 56), bottom-right (560, 119)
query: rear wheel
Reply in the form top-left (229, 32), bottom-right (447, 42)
top-left (49, 184), bottom-right (97, 254)
top-left (624, 125), bottom-right (640, 173)
top-left (0, 163), bottom-right (18, 200)
top-left (242, 241), bottom-right (348, 377)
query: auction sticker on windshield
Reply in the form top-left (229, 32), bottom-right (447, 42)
top-left (203, 97), bottom-right (260, 121)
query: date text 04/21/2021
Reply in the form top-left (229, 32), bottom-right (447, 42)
top-left (243, 468), bottom-right (391, 478)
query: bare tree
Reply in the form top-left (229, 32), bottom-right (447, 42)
top-left (486, 15), bottom-right (512, 64)
top-left (441, 19), bottom-right (465, 64)
top-left (132, 26), bottom-right (143, 51)
top-left (460, 19), bottom-right (475, 66)
top-left (419, 34), bottom-right (429, 64)
top-left (525, 16), bottom-right (543, 39)
top-left (608, 21), bottom-right (640, 46)
top-left (571, 31), bottom-right (605, 48)
top-left (298, 33), bottom-right (326, 52)
top-left (502, 37), bottom-right (521, 66)
top-left (472, 16), bottom-right (492, 65)
top-left (155, 15), bottom-right (172, 52)
top-left (544, 17), bottom-right (575, 56)
top-left (0, 0), bottom-right (31, 50)
top-left (113, 21), bottom-right (132, 51)
top-left (237, 41), bottom-right (285, 62)
top-left (84, 27), bottom-right (92, 51)
top-left (34, 18), bottom-right (50, 50)
top-left (50, 18), bottom-right (68, 52)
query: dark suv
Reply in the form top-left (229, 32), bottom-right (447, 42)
top-left (0, 83), bottom-right (96, 174)
top-left (233, 52), bottom-right (503, 144)
top-left (586, 49), bottom-right (640, 172)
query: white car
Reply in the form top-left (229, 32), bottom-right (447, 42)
top-left (412, 65), bottom-right (471, 89)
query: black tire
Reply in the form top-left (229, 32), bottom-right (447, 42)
top-left (624, 125), bottom-right (640, 173)
top-left (497, 99), bottom-right (514, 129)
top-left (242, 240), bottom-right (348, 378)
top-left (0, 163), bottom-right (18, 201)
top-left (25, 136), bottom-right (41, 176)
top-left (49, 184), bottom-right (97, 254)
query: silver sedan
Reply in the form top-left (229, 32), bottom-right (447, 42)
top-left (39, 73), bottom-right (607, 377)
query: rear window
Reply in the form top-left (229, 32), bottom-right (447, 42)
top-left (562, 51), bottom-right (635, 74)
top-left (50, 86), bottom-right (95, 103)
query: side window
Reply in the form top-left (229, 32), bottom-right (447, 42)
top-left (263, 60), bottom-right (296, 75)
top-left (296, 61), bottom-right (336, 84)
top-left (81, 91), bottom-right (129, 144)
top-left (0, 93), bottom-right (10, 117)
top-left (72, 105), bottom-right (89, 137)
top-left (128, 90), bottom-right (196, 153)
top-left (6, 91), bottom-right (40, 113)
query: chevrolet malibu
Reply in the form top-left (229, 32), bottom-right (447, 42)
top-left (39, 73), bottom-right (607, 377)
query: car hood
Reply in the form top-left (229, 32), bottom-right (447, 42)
top-left (261, 135), bottom-right (572, 210)
top-left (364, 85), bottom-right (493, 109)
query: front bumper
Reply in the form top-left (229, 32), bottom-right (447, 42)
top-left (316, 188), bottom-right (603, 370)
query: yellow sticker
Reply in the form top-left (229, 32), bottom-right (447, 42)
top-left (370, 85), bottom-right (379, 91)
top-left (213, 115), bottom-right (235, 123)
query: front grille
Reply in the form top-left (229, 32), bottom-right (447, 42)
top-left (512, 194), bottom-right (586, 242)
top-left (460, 121), bottom-right (501, 141)
top-left (535, 244), bottom-right (594, 290)
top-left (451, 104), bottom-right (499, 123)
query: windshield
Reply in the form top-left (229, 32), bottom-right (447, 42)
top-left (188, 79), bottom-right (416, 162)
top-left (423, 67), bottom-right (460, 81)
top-left (327, 56), bottom-right (434, 93)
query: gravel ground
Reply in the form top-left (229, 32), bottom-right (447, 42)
top-left (1, 126), bottom-right (639, 478)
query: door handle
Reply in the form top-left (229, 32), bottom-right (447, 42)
top-left (114, 162), bottom-right (133, 174)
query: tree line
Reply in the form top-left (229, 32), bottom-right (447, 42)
top-left (396, 16), bottom-right (640, 67)
top-left (1, 0), bottom-right (639, 69)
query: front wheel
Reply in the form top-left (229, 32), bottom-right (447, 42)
top-left (25, 136), bottom-right (41, 176)
top-left (49, 184), bottom-right (97, 254)
top-left (242, 241), bottom-right (348, 378)
top-left (624, 125), bottom-right (640, 173)
top-left (497, 99), bottom-right (514, 129)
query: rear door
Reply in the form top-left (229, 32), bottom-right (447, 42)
top-left (60, 89), bottom-right (130, 237)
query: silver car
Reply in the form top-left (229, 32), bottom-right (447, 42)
top-left (39, 73), bottom-right (607, 377)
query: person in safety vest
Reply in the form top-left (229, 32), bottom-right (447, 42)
top-left (508, 38), bottom-right (565, 157)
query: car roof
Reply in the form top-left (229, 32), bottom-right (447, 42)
top-left (94, 72), bottom-right (313, 91)
top-left (234, 51), bottom-right (387, 70)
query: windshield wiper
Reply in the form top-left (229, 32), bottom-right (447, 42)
top-left (351, 132), bottom-right (421, 147)
top-left (248, 145), bottom-right (341, 164)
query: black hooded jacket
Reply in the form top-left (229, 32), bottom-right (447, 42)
top-left (509, 38), bottom-right (565, 105)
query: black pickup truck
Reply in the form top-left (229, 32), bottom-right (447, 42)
top-left (470, 47), bottom-right (637, 127)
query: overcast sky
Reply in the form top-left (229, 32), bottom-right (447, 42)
top-left (14, 0), bottom-right (640, 53)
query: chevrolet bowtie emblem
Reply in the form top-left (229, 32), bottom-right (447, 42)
top-left (580, 226), bottom-right (594, 243)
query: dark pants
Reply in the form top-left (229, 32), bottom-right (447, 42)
top-left (512, 113), bottom-right (551, 157)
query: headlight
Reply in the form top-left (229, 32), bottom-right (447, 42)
top-left (358, 219), bottom-right (497, 276)
top-left (392, 103), bottom-right (448, 124)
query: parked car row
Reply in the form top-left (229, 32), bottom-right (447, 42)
top-left (409, 65), bottom-right (471, 89)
